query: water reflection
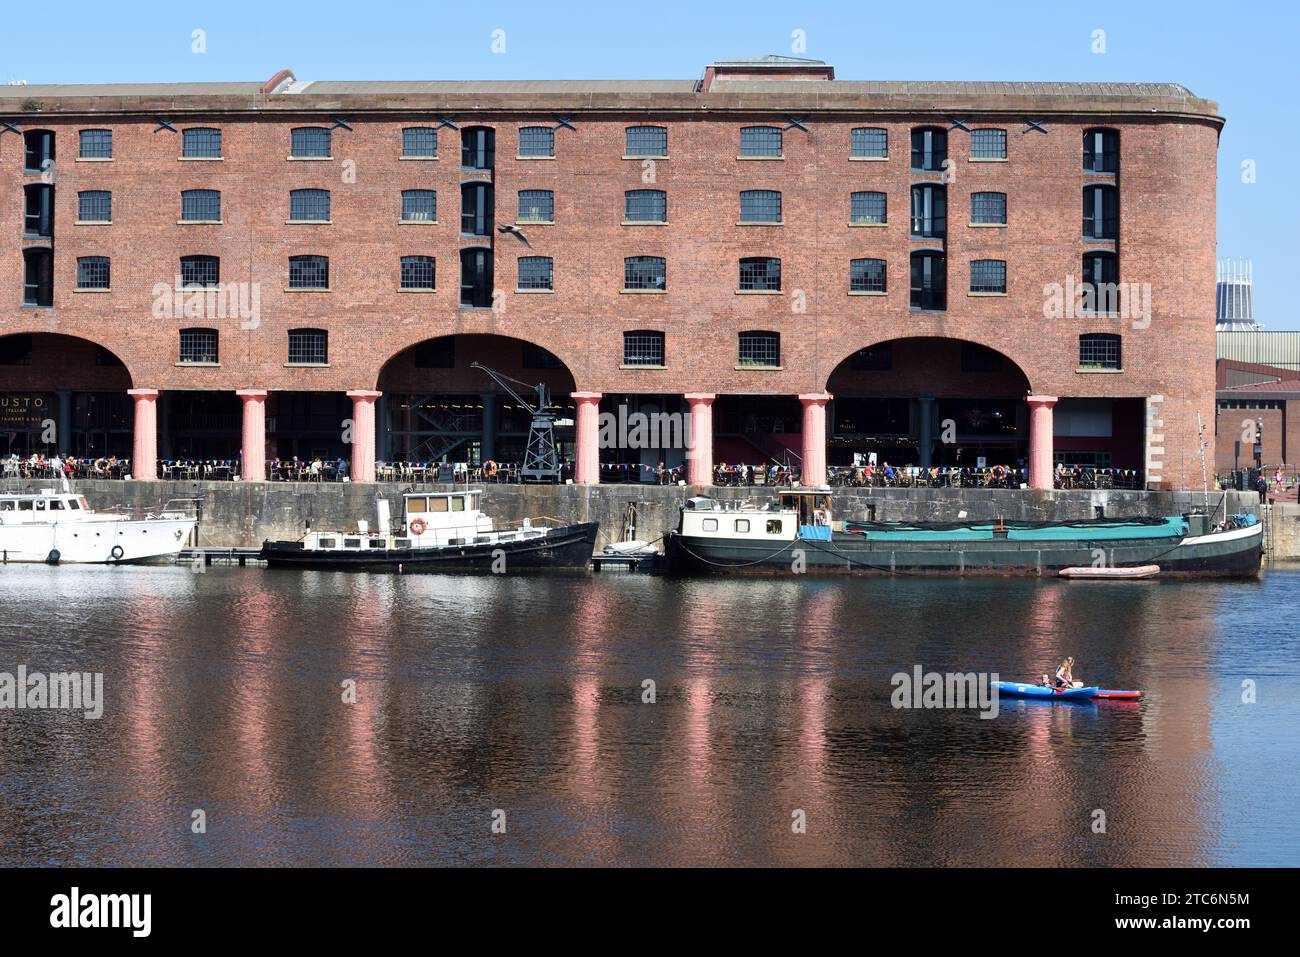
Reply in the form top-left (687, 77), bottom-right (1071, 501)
top-left (0, 564), bottom-right (1296, 866)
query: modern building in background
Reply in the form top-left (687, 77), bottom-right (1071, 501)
top-left (1, 57), bottom-right (1222, 487)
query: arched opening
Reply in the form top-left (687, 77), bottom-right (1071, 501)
top-left (0, 333), bottom-right (132, 458)
top-left (376, 335), bottom-right (577, 472)
top-left (826, 337), bottom-right (1031, 469)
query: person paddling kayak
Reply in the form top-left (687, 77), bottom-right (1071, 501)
top-left (1053, 656), bottom-right (1076, 689)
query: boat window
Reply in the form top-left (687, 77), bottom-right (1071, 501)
top-left (428, 497), bottom-right (449, 513)
top-left (18, 500), bottom-right (33, 511)
top-left (369, 539), bottom-right (385, 549)
top-left (343, 538), bottom-right (361, 548)
top-left (406, 497), bottom-right (428, 513)
top-left (319, 537), bottom-right (337, 548)
top-left (48, 499), bottom-right (64, 510)
top-left (0, 501), bottom-right (13, 511)
top-left (767, 519), bottom-right (782, 534)
top-left (451, 497), bottom-right (465, 512)
top-left (702, 518), bottom-right (718, 532)
top-left (735, 519), bottom-right (750, 533)
top-left (394, 538), bottom-right (410, 548)
top-left (35, 500), bottom-right (47, 510)
top-left (67, 499), bottom-right (81, 510)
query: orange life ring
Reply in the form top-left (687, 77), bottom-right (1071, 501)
top-left (483, 460), bottom-right (499, 477)
top-left (409, 518), bottom-right (427, 536)
top-left (991, 465), bottom-right (1008, 479)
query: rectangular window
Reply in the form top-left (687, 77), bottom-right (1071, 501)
top-left (291, 127), bottom-right (332, 158)
top-left (851, 127), bottom-right (888, 158)
top-left (625, 125), bottom-right (668, 157)
top-left (971, 129), bottom-right (1007, 159)
top-left (78, 191), bottom-right (111, 223)
top-left (290, 189), bottom-right (330, 222)
top-left (970, 191), bottom-right (1007, 225)
top-left (739, 257), bottom-right (781, 292)
top-left (1079, 334), bottom-right (1121, 369)
top-left (850, 258), bottom-right (886, 293)
top-left (289, 255), bottom-right (329, 290)
top-left (910, 128), bottom-right (946, 172)
top-left (517, 256), bottom-right (554, 291)
top-left (179, 328), bottom-right (219, 363)
top-left (623, 331), bottom-right (665, 367)
top-left (401, 189), bottom-right (437, 222)
top-left (738, 331), bottom-right (780, 367)
top-left (181, 189), bottom-right (221, 222)
top-left (400, 255), bottom-right (436, 290)
top-left (288, 329), bottom-right (328, 364)
top-left (1084, 186), bottom-right (1118, 240)
top-left (851, 191), bottom-right (887, 225)
top-left (1083, 129), bottom-right (1119, 173)
top-left (517, 189), bottom-right (554, 223)
top-left (182, 127), bottom-right (222, 158)
top-left (740, 126), bottom-right (782, 158)
top-left (180, 256), bottom-right (220, 287)
top-left (76, 256), bottom-right (110, 290)
top-left (910, 252), bottom-right (946, 310)
top-left (79, 129), bottom-right (112, 159)
top-left (624, 190), bottom-right (666, 222)
top-left (910, 185), bottom-right (947, 238)
top-left (970, 259), bottom-right (1007, 294)
top-left (624, 256), bottom-right (666, 291)
top-left (518, 127), bottom-right (555, 157)
top-left (739, 190), bottom-right (782, 223)
top-left (402, 127), bottom-right (438, 158)
top-left (735, 519), bottom-right (750, 533)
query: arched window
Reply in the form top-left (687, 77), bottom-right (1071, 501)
top-left (739, 126), bottom-right (782, 158)
top-left (624, 189), bottom-right (666, 223)
top-left (288, 255), bottom-right (329, 290)
top-left (1082, 252), bottom-right (1120, 314)
top-left (402, 127), bottom-right (438, 158)
top-left (910, 184), bottom-right (946, 238)
top-left (739, 190), bottom-right (782, 223)
top-left (180, 255), bottom-right (220, 287)
top-left (910, 251), bottom-right (946, 310)
top-left (461, 183), bottom-right (494, 235)
top-left (22, 248), bottom-right (53, 307)
top-left (78, 190), bottom-right (112, 223)
top-left (1083, 184), bottom-right (1118, 240)
top-left (1079, 334), bottom-right (1121, 370)
top-left (181, 189), bottom-right (221, 222)
top-left (518, 189), bottom-right (554, 223)
top-left (23, 129), bottom-right (54, 172)
top-left (182, 127), bottom-right (222, 158)
top-left (851, 127), bottom-right (887, 159)
top-left (624, 256), bottom-right (666, 291)
top-left (970, 259), bottom-right (1007, 294)
top-left (623, 331), bottom-right (666, 367)
top-left (460, 247), bottom-right (492, 307)
top-left (739, 257), bottom-right (781, 291)
top-left (625, 126), bottom-right (668, 158)
top-left (1083, 128), bottom-right (1119, 173)
top-left (518, 126), bottom-right (555, 158)
top-left (461, 126), bottom-right (495, 169)
top-left (79, 129), bottom-right (112, 159)
top-left (910, 127), bottom-right (947, 172)
top-left (970, 128), bottom-right (1007, 160)
top-left (851, 191), bottom-right (887, 225)
top-left (24, 184), bottom-right (54, 237)
top-left (289, 188), bottom-right (330, 222)
top-left (179, 328), bottom-right (219, 364)
top-left (290, 127), bottom-right (331, 158)
top-left (971, 191), bottom-right (1006, 225)
top-left (401, 189), bottom-right (437, 222)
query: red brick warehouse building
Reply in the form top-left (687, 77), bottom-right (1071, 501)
top-left (0, 56), bottom-right (1222, 488)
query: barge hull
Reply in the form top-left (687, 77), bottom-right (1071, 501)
top-left (261, 522), bottom-right (598, 572)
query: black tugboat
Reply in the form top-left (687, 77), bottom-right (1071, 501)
top-left (261, 489), bottom-right (598, 572)
top-left (663, 489), bottom-right (1262, 578)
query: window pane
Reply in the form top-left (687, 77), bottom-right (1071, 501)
top-left (182, 127), bottom-right (222, 158)
top-left (971, 191), bottom-right (1006, 225)
top-left (739, 190), bottom-right (782, 222)
top-left (1083, 129), bottom-right (1119, 173)
top-left (910, 185), bottom-right (946, 237)
top-left (738, 332), bottom-right (780, 366)
top-left (289, 255), bottom-right (329, 289)
top-left (971, 129), bottom-right (1007, 159)
top-left (78, 191), bottom-right (111, 222)
top-left (740, 126), bottom-right (782, 157)
top-left (290, 189), bottom-right (330, 221)
top-left (179, 328), bottom-right (219, 363)
top-left (76, 256), bottom-right (110, 289)
top-left (625, 189), bottom-right (666, 221)
top-left (623, 331), bottom-right (665, 366)
top-left (402, 127), bottom-right (438, 157)
top-left (910, 128), bottom-right (946, 171)
top-left (625, 126), bottom-right (667, 157)
top-left (850, 258), bottom-right (886, 293)
top-left (910, 252), bottom-right (946, 310)
top-left (517, 189), bottom-right (553, 222)
top-left (291, 127), bottom-right (332, 157)
top-left (624, 256), bottom-right (666, 291)
top-left (401, 189), bottom-right (437, 222)
top-left (180, 256), bottom-right (220, 287)
top-left (851, 127), bottom-right (888, 158)
top-left (181, 189), bottom-right (221, 221)
top-left (851, 191), bottom-right (887, 225)
top-left (518, 127), bottom-right (554, 157)
top-left (739, 257), bottom-right (781, 291)
top-left (1079, 334), bottom-right (1121, 369)
top-left (518, 256), bottom-right (553, 290)
top-left (288, 330), bottom-right (328, 364)
top-left (970, 259), bottom-right (1007, 294)
top-left (79, 129), bottom-right (112, 159)
top-left (400, 255), bottom-right (436, 289)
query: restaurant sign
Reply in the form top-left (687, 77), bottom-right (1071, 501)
top-left (0, 393), bottom-right (53, 429)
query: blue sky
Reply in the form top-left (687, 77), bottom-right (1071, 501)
top-left (6, 0), bottom-right (1295, 326)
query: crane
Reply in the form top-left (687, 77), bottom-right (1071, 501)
top-left (470, 362), bottom-right (563, 482)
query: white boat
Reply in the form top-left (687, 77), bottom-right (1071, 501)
top-left (0, 488), bottom-right (197, 565)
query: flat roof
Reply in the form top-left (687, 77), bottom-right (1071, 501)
top-left (0, 71), bottom-right (1221, 122)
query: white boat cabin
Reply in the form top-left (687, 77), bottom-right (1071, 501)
top-left (298, 490), bottom-right (549, 552)
top-left (0, 492), bottom-right (95, 523)
top-left (679, 490), bottom-right (834, 542)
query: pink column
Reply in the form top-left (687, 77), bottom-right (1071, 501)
top-left (127, 388), bottom-right (159, 480)
top-left (346, 390), bottom-right (382, 483)
top-left (571, 391), bottom-right (603, 485)
top-left (236, 390), bottom-right (268, 482)
top-left (684, 393), bottom-right (716, 486)
top-left (799, 393), bottom-right (832, 488)
top-left (1027, 395), bottom-right (1058, 491)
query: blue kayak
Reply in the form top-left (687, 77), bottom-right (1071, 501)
top-left (993, 681), bottom-right (1099, 701)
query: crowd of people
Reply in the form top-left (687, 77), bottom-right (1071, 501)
top-left (3, 452), bottom-right (128, 480)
